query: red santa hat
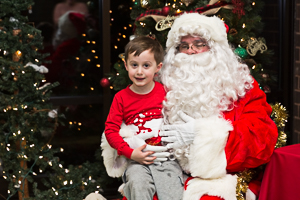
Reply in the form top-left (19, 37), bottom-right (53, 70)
top-left (166, 13), bottom-right (228, 51)
top-left (57, 11), bottom-right (86, 39)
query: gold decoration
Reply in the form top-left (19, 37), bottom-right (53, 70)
top-left (270, 103), bottom-right (288, 148)
top-left (13, 29), bottom-right (21, 36)
top-left (12, 50), bottom-right (22, 62)
top-left (229, 28), bottom-right (238, 36)
top-left (181, 0), bottom-right (194, 6)
top-left (156, 15), bottom-right (178, 31)
top-left (236, 169), bottom-right (256, 200)
top-left (141, 0), bottom-right (150, 9)
top-left (246, 37), bottom-right (267, 56)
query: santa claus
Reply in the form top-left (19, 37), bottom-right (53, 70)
top-left (158, 13), bottom-right (278, 200)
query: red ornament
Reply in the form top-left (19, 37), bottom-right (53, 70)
top-left (161, 6), bottom-right (170, 16)
top-left (100, 77), bottom-right (110, 88)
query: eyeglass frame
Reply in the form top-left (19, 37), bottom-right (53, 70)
top-left (176, 39), bottom-right (210, 53)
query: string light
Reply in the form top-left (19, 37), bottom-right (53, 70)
top-left (252, 2), bottom-right (255, 5)
top-left (242, 23), bottom-right (246, 28)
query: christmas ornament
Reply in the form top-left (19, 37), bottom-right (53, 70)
top-left (270, 103), bottom-right (288, 148)
top-left (12, 50), bottom-right (22, 62)
top-left (229, 28), bottom-right (238, 36)
top-left (100, 77), bottom-right (110, 88)
top-left (141, 0), bottom-right (150, 9)
top-left (156, 15), bottom-right (177, 31)
top-left (12, 29), bottom-right (21, 36)
top-left (234, 47), bottom-right (248, 58)
top-left (246, 38), bottom-right (267, 56)
top-left (182, 0), bottom-right (194, 6)
top-left (161, 5), bottom-right (171, 16)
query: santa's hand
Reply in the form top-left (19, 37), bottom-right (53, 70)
top-left (151, 151), bottom-right (170, 162)
top-left (160, 111), bottom-right (195, 149)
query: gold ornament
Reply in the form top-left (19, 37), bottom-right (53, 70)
top-left (141, 0), bottom-right (150, 9)
top-left (270, 103), bottom-right (288, 148)
top-left (246, 38), bottom-right (267, 56)
top-left (156, 15), bottom-right (178, 31)
top-left (229, 28), bottom-right (238, 36)
top-left (12, 50), bottom-right (22, 62)
top-left (236, 169), bottom-right (256, 200)
top-left (181, 0), bottom-right (194, 6)
top-left (13, 29), bottom-right (21, 36)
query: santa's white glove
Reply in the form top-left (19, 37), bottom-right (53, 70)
top-left (124, 132), bottom-right (169, 162)
top-left (160, 111), bottom-right (195, 149)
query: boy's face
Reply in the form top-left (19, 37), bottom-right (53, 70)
top-left (124, 49), bottom-right (162, 94)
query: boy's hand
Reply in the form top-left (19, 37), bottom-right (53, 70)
top-left (131, 144), bottom-right (156, 165)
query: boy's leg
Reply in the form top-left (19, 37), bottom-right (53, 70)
top-left (122, 161), bottom-right (156, 200)
top-left (150, 160), bottom-right (184, 200)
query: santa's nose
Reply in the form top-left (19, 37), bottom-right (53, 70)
top-left (185, 48), bottom-right (197, 55)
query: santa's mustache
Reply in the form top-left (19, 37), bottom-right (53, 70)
top-left (173, 51), bottom-right (213, 68)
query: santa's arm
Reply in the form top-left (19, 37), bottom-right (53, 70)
top-left (224, 80), bottom-right (278, 172)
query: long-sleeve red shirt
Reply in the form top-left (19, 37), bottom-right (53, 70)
top-left (105, 81), bottom-right (166, 159)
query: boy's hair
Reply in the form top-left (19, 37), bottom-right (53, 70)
top-left (124, 36), bottom-right (165, 64)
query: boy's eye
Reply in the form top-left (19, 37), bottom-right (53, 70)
top-left (144, 64), bottom-right (149, 68)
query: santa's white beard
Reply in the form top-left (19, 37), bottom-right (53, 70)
top-left (161, 49), bottom-right (252, 124)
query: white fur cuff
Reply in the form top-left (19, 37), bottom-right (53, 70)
top-left (100, 133), bottom-right (128, 178)
top-left (183, 174), bottom-right (237, 200)
top-left (189, 116), bottom-right (233, 178)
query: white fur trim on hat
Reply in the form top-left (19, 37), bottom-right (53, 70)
top-left (166, 13), bottom-right (228, 50)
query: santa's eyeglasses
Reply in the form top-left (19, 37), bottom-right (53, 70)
top-left (177, 41), bottom-right (209, 53)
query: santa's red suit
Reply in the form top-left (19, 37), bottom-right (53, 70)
top-left (179, 79), bottom-right (278, 200)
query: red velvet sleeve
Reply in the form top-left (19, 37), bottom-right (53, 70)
top-left (224, 80), bottom-right (278, 172)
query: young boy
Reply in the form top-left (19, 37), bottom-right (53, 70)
top-left (104, 36), bottom-right (184, 200)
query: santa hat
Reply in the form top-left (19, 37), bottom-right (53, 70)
top-left (166, 13), bottom-right (228, 51)
top-left (57, 11), bottom-right (86, 39)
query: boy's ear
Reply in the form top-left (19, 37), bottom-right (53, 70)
top-left (156, 62), bottom-right (163, 72)
top-left (123, 59), bottom-right (129, 71)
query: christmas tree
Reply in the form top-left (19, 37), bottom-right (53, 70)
top-left (0, 1), bottom-right (109, 199)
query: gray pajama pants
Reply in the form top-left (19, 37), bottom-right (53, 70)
top-left (122, 160), bottom-right (184, 200)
